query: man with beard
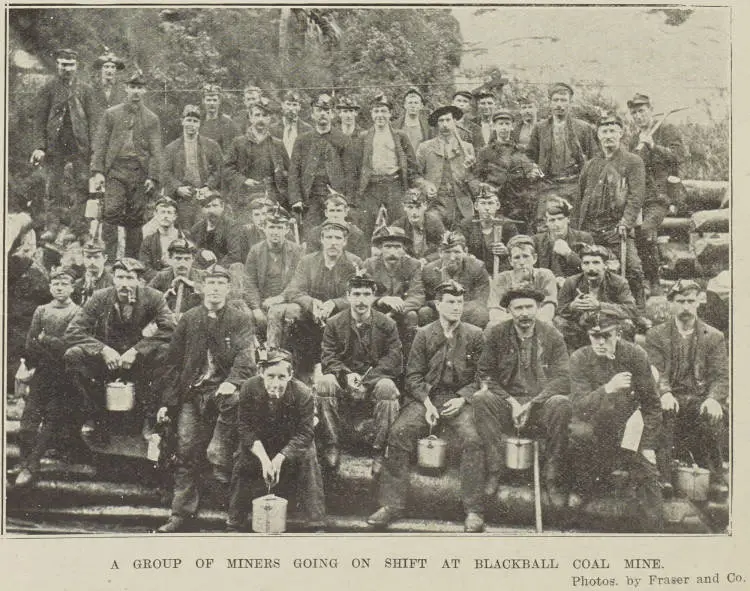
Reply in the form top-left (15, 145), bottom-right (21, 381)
top-left (32, 49), bottom-right (97, 236)
top-left (156, 264), bottom-right (255, 533)
top-left (534, 197), bottom-right (594, 286)
top-left (576, 114), bottom-right (647, 306)
top-left (392, 187), bottom-right (446, 263)
top-left (459, 182), bottom-right (519, 275)
top-left (512, 96), bottom-right (537, 151)
top-left (228, 349), bottom-right (326, 531)
top-left (645, 280), bottom-right (728, 490)
top-left (91, 49), bottom-right (127, 117)
top-left (488, 235), bottom-right (557, 326)
top-left (90, 71), bottom-right (162, 259)
top-left (63, 258), bottom-right (175, 443)
top-left (233, 85), bottom-right (264, 139)
top-left (556, 244), bottom-right (637, 351)
top-left (138, 197), bottom-right (185, 282)
top-left (199, 85), bottom-right (240, 154)
top-left (243, 206), bottom-right (303, 347)
top-left (569, 309), bottom-right (663, 532)
top-left (368, 280), bottom-right (486, 531)
top-left (527, 83), bottom-right (598, 229)
top-left (416, 105), bottom-right (477, 230)
top-left (162, 104), bottom-right (223, 229)
top-left (304, 191), bottom-right (368, 261)
top-left (188, 191), bottom-right (232, 267)
top-left (148, 238), bottom-right (203, 316)
top-left (224, 98), bottom-right (287, 209)
top-left (352, 94), bottom-right (418, 239)
top-left (271, 90), bottom-right (314, 160)
top-left (289, 93), bottom-right (355, 231)
top-left (316, 271), bottom-right (403, 474)
top-left (472, 109), bottom-right (543, 229)
top-left (225, 196), bottom-right (279, 266)
top-left (393, 87), bottom-right (432, 152)
top-left (72, 239), bottom-right (113, 305)
top-left (364, 226), bottom-right (425, 351)
top-left (627, 94), bottom-right (686, 296)
top-left (419, 231), bottom-right (490, 328)
top-left (474, 286), bottom-right (572, 506)
top-left (336, 96), bottom-right (363, 139)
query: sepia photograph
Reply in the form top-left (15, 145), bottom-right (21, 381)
top-left (4, 3), bottom-right (731, 543)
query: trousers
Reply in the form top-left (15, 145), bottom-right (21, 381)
top-left (101, 158), bottom-right (150, 259)
top-left (358, 174), bottom-right (404, 238)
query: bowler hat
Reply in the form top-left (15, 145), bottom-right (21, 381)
top-left (500, 286), bottom-right (545, 309)
top-left (428, 105), bottom-right (463, 127)
top-left (371, 225), bottom-right (413, 247)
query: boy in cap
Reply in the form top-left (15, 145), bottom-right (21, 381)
top-left (228, 348), bottom-right (326, 531)
top-left (148, 238), bottom-right (204, 316)
top-left (393, 87), bottom-right (432, 151)
top-left (368, 280), bottom-right (486, 532)
top-left (72, 239), bottom-right (113, 305)
top-left (200, 84), bottom-right (241, 153)
top-left (15, 267), bottom-right (82, 487)
top-left (156, 264), bottom-right (255, 533)
top-left (304, 190), bottom-right (368, 261)
top-left (162, 104), bottom-right (223, 229)
top-left (188, 191), bottom-right (232, 267)
top-left (569, 308), bottom-right (663, 531)
top-left (316, 271), bottom-right (403, 473)
top-left (138, 197), bottom-right (185, 282)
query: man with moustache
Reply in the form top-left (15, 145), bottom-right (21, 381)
top-left (156, 264), bottom-right (255, 533)
top-left (512, 96), bottom-right (537, 151)
top-left (138, 197), bottom-right (185, 282)
top-left (72, 239), bottom-right (113, 305)
top-left (645, 280), bottom-right (728, 489)
top-left (556, 244), bottom-right (638, 351)
top-left (336, 96), bottom-right (363, 139)
top-left (91, 49), bottom-right (127, 116)
top-left (162, 104), bottom-right (223, 229)
top-left (63, 258), bottom-right (175, 443)
top-left (368, 280), bottom-right (486, 532)
top-left (148, 238), bottom-right (204, 316)
top-left (316, 271), bottom-right (403, 473)
top-left (304, 191), bottom-right (368, 261)
top-left (474, 286), bottom-right (572, 505)
top-left (90, 71), bottom-right (163, 259)
top-left (225, 196), bottom-right (276, 266)
top-left (392, 187), bottom-right (446, 263)
top-left (189, 191), bottom-right (232, 267)
top-left (393, 87), bottom-right (433, 152)
top-left (271, 90), bottom-right (314, 160)
top-left (474, 90), bottom-right (498, 150)
top-left (199, 85), bottom-right (240, 153)
top-left (569, 308), bottom-right (663, 532)
top-left (289, 93), bottom-right (355, 230)
top-left (233, 85), bottom-right (264, 139)
top-left (452, 90), bottom-right (480, 146)
top-left (576, 114), bottom-right (647, 307)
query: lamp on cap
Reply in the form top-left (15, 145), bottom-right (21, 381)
top-left (597, 113), bottom-right (624, 129)
top-left (545, 196), bottom-right (573, 217)
top-left (428, 105), bottom-right (463, 127)
top-left (347, 267), bottom-right (378, 291)
top-left (506, 234), bottom-right (536, 251)
top-left (112, 257), bottom-right (146, 275)
top-left (627, 93), bottom-right (651, 110)
top-left (204, 263), bottom-right (231, 280)
top-left (492, 109), bottom-right (513, 122)
top-left (583, 307), bottom-right (625, 334)
top-left (266, 204), bottom-right (292, 224)
top-left (666, 279), bottom-right (702, 301)
top-left (499, 286), bottom-right (545, 309)
top-left (55, 48), bottom-right (78, 61)
top-left (320, 220), bottom-right (350, 235)
top-left (127, 70), bottom-right (147, 87)
top-left (548, 82), bottom-right (574, 98)
top-left (94, 48), bottom-right (125, 70)
top-left (403, 86), bottom-right (425, 102)
top-left (253, 95), bottom-right (274, 115)
top-left (403, 187), bottom-right (427, 205)
top-left (440, 231), bottom-right (467, 249)
top-left (167, 238), bottom-right (195, 255)
top-left (325, 185), bottom-right (351, 205)
top-left (371, 94), bottom-right (393, 110)
top-left (311, 92), bottom-right (334, 109)
top-left (474, 182), bottom-right (499, 201)
top-left (258, 347), bottom-right (294, 368)
top-left (181, 104), bottom-right (202, 120)
top-left (50, 266), bottom-right (77, 281)
top-left (371, 225), bottom-right (413, 247)
top-left (336, 96), bottom-right (360, 110)
top-left (435, 279), bottom-right (466, 298)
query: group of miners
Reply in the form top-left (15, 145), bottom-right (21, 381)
top-left (8, 47), bottom-right (729, 534)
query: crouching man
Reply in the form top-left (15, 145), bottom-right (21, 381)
top-left (368, 280), bottom-right (486, 532)
top-left (227, 348), bottom-right (326, 531)
top-left (569, 308), bottom-right (663, 532)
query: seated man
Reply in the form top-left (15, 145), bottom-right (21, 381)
top-left (148, 238), bottom-right (203, 316)
top-left (569, 309), bottom-right (663, 532)
top-left (368, 280), bottom-right (486, 532)
top-left (72, 239), bottom-right (113, 306)
top-left (419, 231), bottom-right (490, 328)
top-left (364, 226), bottom-right (425, 351)
top-left (488, 235), bottom-right (557, 326)
top-left (474, 287), bottom-right (571, 506)
top-left (228, 348), bottom-right (326, 531)
top-left (556, 244), bottom-right (637, 351)
top-left (391, 187), bottom-right (445, 264)
top-left (15, 267), bottom-right (81, 487)
top-left (534, 196), bottom-right (593, 287)
top-left (315, 271), bottom-right (403, 474)
top-left (459, 183), bottom-right (519, 275)
top-left (305, 191), bottom-right (368, 261)
top-left (188, 191), bottom-right (232, 268)
top-left (139, 197), bottom-right (185, 282)
top-left (156, 264), bottom-right (255, 533)
top-left (225, 196), bottom-right (275, 265)
top-left (242, 206), bottom-right (303, 347)
top-left (645, 280), bottom-right (728, 488)
top-left (63, 258), bottom-right (176, 441)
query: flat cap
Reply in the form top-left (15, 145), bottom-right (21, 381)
top-left (474, 89), bottom-right (496, 101)
top-left (347, 268), bottom-right (378, 291)
top-left (49, 266), bottom-right (77, 281)
top-left (500, 286), bottom-right (545, 309)
top-left (154, 196), bottom-right (178, 210)
top-left (259, 347), bottom-right (294, 368)
top-left (578, 243), bottom-right (612, 260)
top-left (371, 94), bottom-right (393, 110)
top-left (545, 196), bottom-right (573, 217)
top-left (452, 90), bottom-right (474, 101)
top-left (435, 279), bottom-right (466, 298)
top-left (371, 225), bottom-right (412, 247)
top-left (666, 279), bottom-right (702, 300)
top-left (548, 82), bottom-right (574, 98)
top-left (440, 230), bottom-right (467, 249)
top-left (320, 220), bottom-right (350, 236)
top-left (492, 109), bottom-right (513, 122)
top-left (336, 96), bottom-right (360, 110)
top-left (266, 205), bottom-right (292, 225)
top-left (474, 182), bottom-right (499, 201)
top-left (597, 113), bottom-right (624, 129)
top-left (94, 50), bottom-right (125, 70)
top-left (204, 263), bottom-right (231, 281)
top-left (126, 71), bottom-right (147, 87)
top-left (55, 48), bottom-right (78, 61)
top-left (167, 238), bottom-right (195, 255)
top-left (282, 90), bottom-right (302, 103)
top-left (324, 186), bottom-right (351, 205)
top-left (249, 196), bottom-right (275, 210)
top-left (252, 95), bottom-right (274, 115)
top-left (112, 257), bottom-right (145, 275)
top-left (181, 104), bottom-right (202, 120)
top-left (82, 239), bottom-right (106, 254)
top-left (202, 84), bottom-right (222, 96)
top-left (583, 307), bottom-right (626, 334)
top-left (627, 93), bottom-right (651, 110)
top-left (507, 234), bottom-right (536, 251)
top-left (311, 92), bottom-right (334, 109)
top-left (403, 187), bottom-right (427, 205)
top-left (403, 86), bottom-right (425, 102)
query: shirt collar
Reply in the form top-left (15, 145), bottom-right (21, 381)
top-left (439, 317), bottom-right (460, 339)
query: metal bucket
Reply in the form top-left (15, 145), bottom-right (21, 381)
top-left (417, 435), bottom-right (448, 469)
top-left (675, 464), bottom-right (710, 501)
top-left (505, 437), bottom-right (534, 470)
top-left (252, 494), bottom-right (288, 534)
top-left (105, 381), bottom-right (135, 412)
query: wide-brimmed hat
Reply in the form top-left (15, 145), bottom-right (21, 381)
top-left (500, 286), bottom-right (545, 309)
top-left (428, 105), bottom-right (463, 127)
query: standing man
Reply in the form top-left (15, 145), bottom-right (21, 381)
top-left (91, 49), bottom-right (127, 116)
top-left (72, 239), bottom-right (113, 306)
top-left (393, 87), bottom-right (432, 152)
top-left (336, 96), bottom-right (363, 138)
top-left (512, 96), bottom-right (537, 151)
top-left (474, 286), bottom-right (572, 505)
top-left (368, 280), bottom-right (486, 531)
top-left (353, 94), bottom-right (418, 238)
top-left (416, 105), bottom-right (477, 230)
top-left (627, 93), bottom-right (686, 296)
top-left (31, 48), bottom-right (97, 235)
top-left (199, 84), bottom-right (240, 153)
top-left (569, 309), bottom-right (663, 532)
top-left (271, 90), bottom-right (314, 160)
top-left (90, 71), bottom-right (163, 260)
top-left (576, 114), bottom-right (647, 306)
top-left (156, 264), bottom-right (255, 533)
top-left (392, 187), bottom-right (446, 264)
top-left (527, 83), bottom-right (598, 228)
top-left (162, 104), bottom-right (223, 229)
top-left (148, 238), bottom-right (204, 316)
top-left (474, 90), bottom-right (498, 149)
top-left (452, 90), bottom-right (480, 145)
top-left (233, 85), bottom-right (263, 138)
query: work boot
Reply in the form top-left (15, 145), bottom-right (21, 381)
top-left (367, 506), bottom-right (403, 527)
top-left (484, 472), bottom-right (501, 497)
top-left (14, 468), bottom-right (36, 488)
top-left (464, 512), bottom-right (485, 533)
top-left (156, 515), bottom-right (188, 534)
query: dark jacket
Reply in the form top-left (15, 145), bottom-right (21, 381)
top-left (147, 267), bottom-right (204, 315)
top-left (570, 339), bottom-right (661, 450)
top-left (321, 309), bottom-right (403, 388)
top-left (138, 229), bottom-right (187, 282)
top-left (162, 134), bottom-right (223, 197)
top-left (188, 216), bottom-right (232, 264)
top-left (558, 271), bottom-right (637, 322)
top-left (363, 255), bottom-right (426, 313)
top-left (406, 320), bottom-right (483, 402)
top-left (91, 79), bottom-right (128, 123)
top-left (352, 126), bottom-right (418, 194)
top-left (460, 217), bottom-right (519, 274)
top-left (238, 376), bottom-right (315, 460)
top-left (534, 228), bottom-right (594, 278)
top-left (283, 251), bottom-right (363, 314)
top-left (223, 134), bottom-right (288, 203)
top-left (421, 255), bottom-right (490, 305)
top-left (477, 319), bottom-right (570, 404)
top-left (644, 319), bottom-right (728, 402)
top-left (64, 285), bottom-right (175, 356)
top-left (270, 118), bottom-right (315, 161)
top-left (200, 113), bottom-right (241, 153)
top-left (305, 221), bottom-right (369, 261)
top-left (472, 140), bottom-right (539, 212)
top-left (244, 240), bottom-right (303, 309)
top-left (627, 122), bottom-right (685, 202)
top-left (225, 223), bottom-right (267, 266)
top-left (72, 270), bottom-right (114, 306)
top-left (392, 212), bottom-right (446, 262)
top-left (160, 303), bottom-right (255, 408)
top-left (527, 116), bottom-right (598, 178)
